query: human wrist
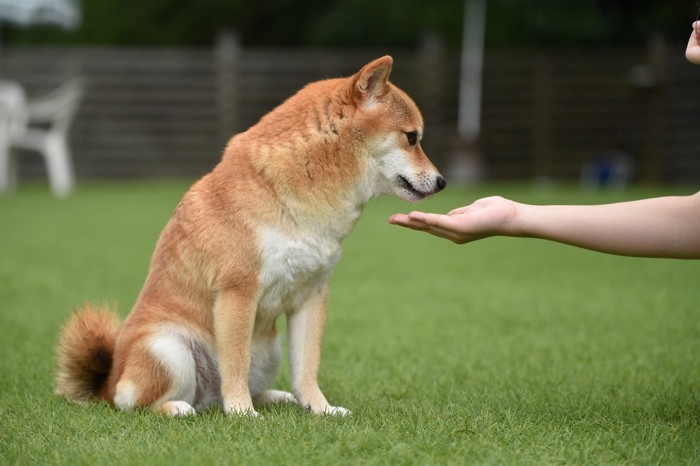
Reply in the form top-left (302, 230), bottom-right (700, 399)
top-left (509, 201), bottom-right (551, 239)
top-left (501, 199), bottom-right (528, 237)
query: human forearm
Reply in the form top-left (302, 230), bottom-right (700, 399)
top-left (512, 193), bottom-right (700, 258)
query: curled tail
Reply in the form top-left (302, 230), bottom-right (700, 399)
top-left (54, 303), bottom-right (121, 403)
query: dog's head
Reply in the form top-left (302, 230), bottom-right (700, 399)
top-left (351, 56), bottom-right (446, 202)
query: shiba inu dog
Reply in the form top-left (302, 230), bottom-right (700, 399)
top-left (54, 56), bottom-right (445, 417)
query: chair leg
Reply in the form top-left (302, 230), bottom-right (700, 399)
top-left (0, 139), bottom-right (18, 194)
top-left (0, 144), bottom-right (9, 193)
top-left (44, 136), bottom-right (75, 197)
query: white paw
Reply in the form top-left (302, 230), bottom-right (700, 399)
top-left (161, 400), bottom-right (196, 417)
top-left (256, 389), bottom-right (297, 405)
top-left (320, 405), bottom-right (351, 416)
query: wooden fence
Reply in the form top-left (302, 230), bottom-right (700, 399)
top-left (2, 40), bottom-right (699, 184)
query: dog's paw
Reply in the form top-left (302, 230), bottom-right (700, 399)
top-left (160, 400), bottom-right (196, 417)
top-left (255, 389), bottom-right (297, 405)
top-left (316, 405), bottom-right (351, 416)
top-left (327, 406), bottom-right (351, 416)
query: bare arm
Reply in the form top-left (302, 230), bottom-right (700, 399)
top-left (390, 21), bottom-right (700, 258)
top-left (388, 192), bottom-right (700, 259)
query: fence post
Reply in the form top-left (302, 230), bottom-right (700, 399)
top-left (532, 54), bottom-right (553, 179)
top-left (216, 30), bottom-right (241, 146)
top-left (641, 33), bottom-right (666, 184)
top-left (418, 31), bottom-right (451, 173)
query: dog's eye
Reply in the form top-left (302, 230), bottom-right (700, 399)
top-left (405, 131), bottom-right (418, 146)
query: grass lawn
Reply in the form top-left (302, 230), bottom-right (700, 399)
top-left (1, 180), bottom-right (699, 465)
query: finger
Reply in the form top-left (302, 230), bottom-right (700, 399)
top-left (687, 21), bottom-right (700, 64)
top-left (416, 212), bottom-right (466, 231)
top-left (447, 206), bottom-right (471, 215)
top-left (406, 211), bottom-right (442, 224)
top-left (388, 213), bottom-right (409, 224)
top-left (689, 22), bottom-right (700, 46)
top-left (406, 210), bottom-right (428, 219)
top-left (390, 215), bottom-right (469, 243)
top-left (389, 213), bottom-right (427, 227)
top-left (388, 215), bottom-right (432, 231)
top-left (405, 212), bottom-right (434, 226)
top-left (421, 225), bottom-right (470, 244)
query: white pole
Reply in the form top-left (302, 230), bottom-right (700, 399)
top-left (458, 0), bottom-right (486, 142)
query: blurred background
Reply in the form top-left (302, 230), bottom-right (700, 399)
top-left (1, 0), bottom-right (699, 196)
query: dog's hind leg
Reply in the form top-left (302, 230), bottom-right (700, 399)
top-left (147, 327), bottom-right (200, 416)
top-left (158, 400), bottom-right (196, 417)
top-left (114, 326), bottom-right (200, 417)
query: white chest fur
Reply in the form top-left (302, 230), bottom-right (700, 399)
top-left (257, 226), bottom-right (342, 314)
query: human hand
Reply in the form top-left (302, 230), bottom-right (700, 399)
top-left (686, 21), bottom-right (700, 64)
top-left (388, 196), bottom-right (518, 244)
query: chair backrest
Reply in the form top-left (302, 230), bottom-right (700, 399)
top-left (26, 77), bottom-right (85, 134)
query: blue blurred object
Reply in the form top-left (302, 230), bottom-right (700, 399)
top-left (580, 150), bottom-right (636, 190)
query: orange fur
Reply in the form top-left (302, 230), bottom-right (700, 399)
top-left (54, 56), bottom-right (445, 416)
top-left (54, 304), bottom-right (120, 403)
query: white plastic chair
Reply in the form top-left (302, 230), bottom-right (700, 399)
top-left (4, 78), bottom-right (85, 197)
top-left (0, 80), bottom-right (28, 193)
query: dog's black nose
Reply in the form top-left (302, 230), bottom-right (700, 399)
top-left (436, 175), bottom-right (446, 191)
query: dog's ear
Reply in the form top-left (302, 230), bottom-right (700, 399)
top-left (352, 56), bottom-right (393, 106)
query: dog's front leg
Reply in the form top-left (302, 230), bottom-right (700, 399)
top-left (287, 285), bottom-right (349, 416)
top-left (214, 288), bottom-right (258, 416)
